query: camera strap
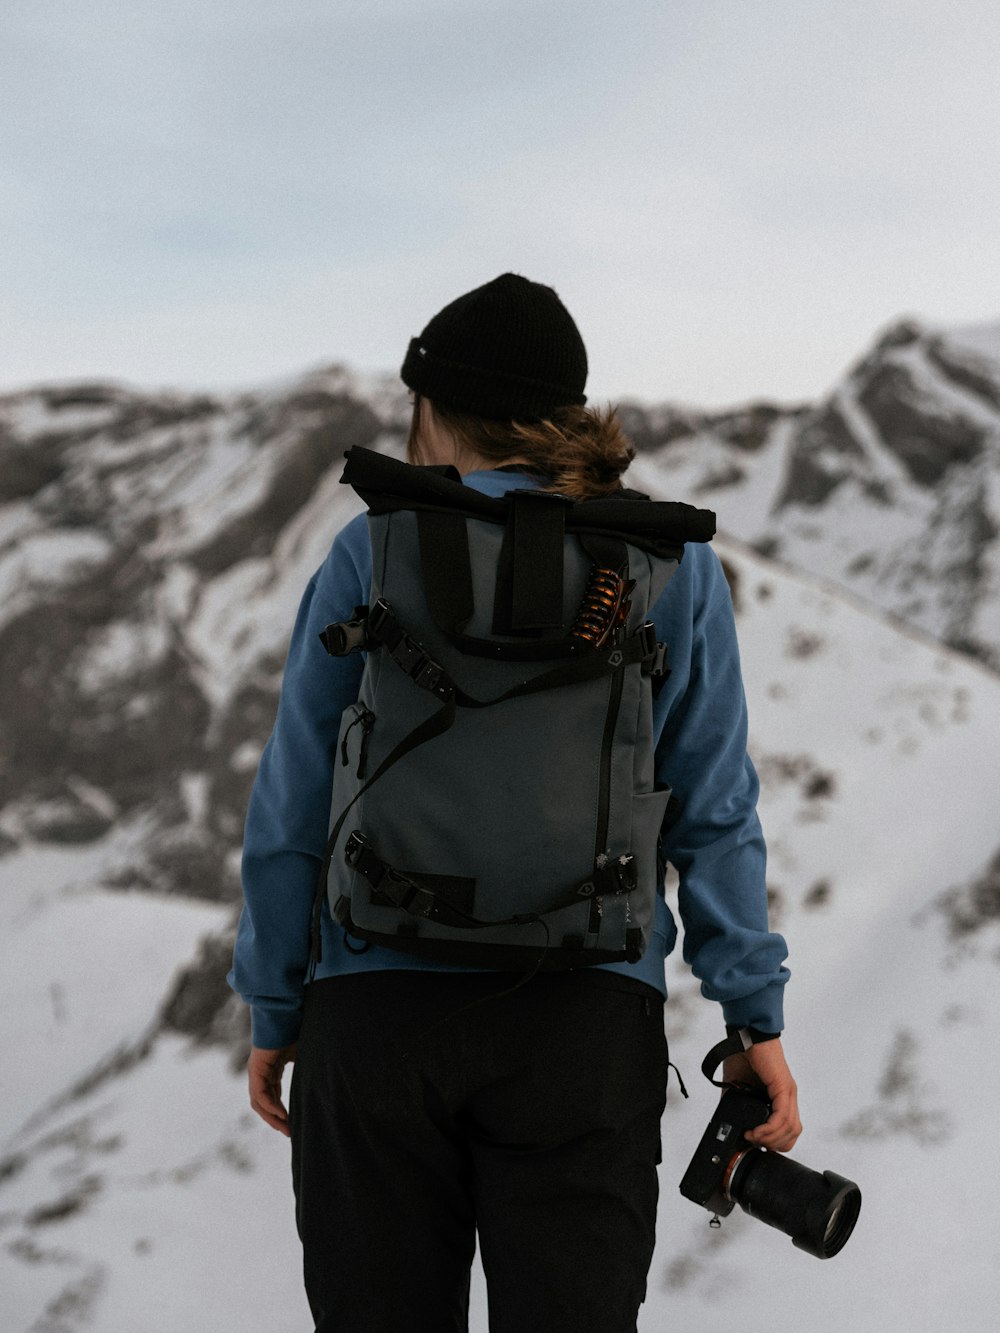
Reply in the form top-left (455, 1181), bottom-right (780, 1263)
top-left (701, 1027), bottom-right (780, 1088)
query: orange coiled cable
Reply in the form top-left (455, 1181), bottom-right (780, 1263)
top-left (571, 567), bottom-right (635, 648)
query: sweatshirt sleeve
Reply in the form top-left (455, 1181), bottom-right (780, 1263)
top-left (653, 546), bottom-right (789, 1033)
top-left (227, 516), bottom-right (368, 1049)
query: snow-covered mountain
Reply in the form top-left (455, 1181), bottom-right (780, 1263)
top-left (2, 321), bottom-right (999, 1331)
top-left (626, 317), bottom-right (1000, 673)
top-left (0, 366), bottom-right (405, 907)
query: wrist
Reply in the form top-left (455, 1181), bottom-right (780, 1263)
top-left (726, 1024), bottom-right (780, 1049)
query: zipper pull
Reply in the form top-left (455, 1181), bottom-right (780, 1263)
top-left (341, 713), bottom-right (361, 766)
top-left (340, 707), bottom-right (376, 769)
top-left (357, 709), bottom-right (375, 779)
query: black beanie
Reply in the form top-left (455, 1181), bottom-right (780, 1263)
top-left (400, 272), bottom-right (588, 421)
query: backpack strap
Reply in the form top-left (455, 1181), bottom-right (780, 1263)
top-left (366, 600), bottom-right (658, 701)
top-left (497, 489), bottom-right (572, 633)
top-left (341, 831), bottom-right (637, 929)
top-left (417, 505), bottom-right (580, 660)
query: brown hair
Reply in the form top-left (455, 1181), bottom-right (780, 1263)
top-left (407, 395), bottom-right (635, 500)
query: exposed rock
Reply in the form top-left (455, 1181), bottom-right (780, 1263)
top-left (158, 928), bottom-right (250, 1065)
top-left (926, 336), bottom-right (1000, 411)
top-left (855, 360), bottom-right (984, 487)
top-left (0, 433), bottom-right (68, 503)
top-left (775, 400), bottom-right (864, 509)
top-left (841, 1029), bottom-right (952, 1146)
top-left (935, 847), bottom-right (1000, 940)
top-left (707, 401), bottom-right (793, 452)
top-left (615, 401), bottom-right (701, 452)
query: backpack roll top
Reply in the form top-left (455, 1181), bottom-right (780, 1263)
top-left (310, 447), bottom-right (715, 973)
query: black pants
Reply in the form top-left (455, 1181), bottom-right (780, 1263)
top-left (290, 969), bottom-right (668, 1333)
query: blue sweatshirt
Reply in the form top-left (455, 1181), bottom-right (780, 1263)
top-left (229, 467), bottom-right (789, 1049)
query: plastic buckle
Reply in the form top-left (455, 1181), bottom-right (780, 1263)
top-left (407, 885), bottom-right (437, 918)
top-left (393, 639), bottom-right (424, 674)
top-left (367, 599), bottom-right (392, 639)
top-left (344, 831), bottom-right (369, 866)
top-left (321, 615), bottom-right (369, 656)
top-left (638, 621), bottom-right (658, 658)
top-left (413, 659), bottom-right (443, 692)
top-left (383, 869), bottom-right (435, 918)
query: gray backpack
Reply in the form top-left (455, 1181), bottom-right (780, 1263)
top-left (309, 447), bottom-right (715, 972)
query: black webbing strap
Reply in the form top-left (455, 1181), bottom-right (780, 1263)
top-left (701, 1029), bottom-right (781, 1088)
top-left (702, 1031), bottom-right (751, 1087)
top-left (366, 600), bottom-right (657, 713)
top-left (344, 831), bottom-right (637, 930)
top-left (417, 507), bottom-right (577, 659)
top-left (508, 490), bottom-right (570, 631)
top-left (453, 629), bottom-right (651, 710)
top-left (416, 510), bottom-right (476, 639)
top-left (366, 601), bottom-right (455, 700)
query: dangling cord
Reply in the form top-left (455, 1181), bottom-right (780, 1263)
top-left (668, 1060), bottom-right (689, 1101)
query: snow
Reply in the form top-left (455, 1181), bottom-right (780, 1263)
top-left (182, 467), bottom-right (364, 710)
top-left (0, 838), bottom-right (229, 1132)
top-left (0, 528), bottom-right (113, 630)
top-left (75, 619), bottom-right (174, 695)
top-left (145, 431), bottom-right (274, 562)
top-left (2, 391), bottom-right (123, 438)
top-left (3, 531), bottom-right (1000, 1330)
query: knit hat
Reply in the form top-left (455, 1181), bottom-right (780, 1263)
top-left (400, 272), bottom-right (588, 421)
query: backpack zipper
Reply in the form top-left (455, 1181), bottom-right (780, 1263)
top-left (341, 707), bottom-right (376, 779)
top-left (595, 665), bottom-right (624, 862)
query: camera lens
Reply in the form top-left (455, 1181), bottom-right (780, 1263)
top-left (820, 1181), bottom-right (862, 1255)
top-left (727, 1151), bottom-right (861, 1259)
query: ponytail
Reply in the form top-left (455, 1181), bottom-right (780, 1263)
top-left (411, 397), bottom-right (635, 501)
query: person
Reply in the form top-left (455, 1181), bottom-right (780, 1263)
top-left (229, 273), bottom-right (800, 1333)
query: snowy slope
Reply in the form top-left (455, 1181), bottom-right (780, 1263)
top-left (2, 536), bottom-right (998, 1332)
top-left (648, 539), bottom-right (1000, 1332)
top-left (2, 324), bottom-right (1000, 1331)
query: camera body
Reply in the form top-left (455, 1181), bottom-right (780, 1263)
top-left (679, 1081), bottom-right (862, 1259)
top-left (679, 1083), bottom-right (770, 1217)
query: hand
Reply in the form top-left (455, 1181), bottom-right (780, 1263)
top-left (248, 1044), bottom-right (297, 1137)
top-left (722, 1037), bottom-right (802, 1153)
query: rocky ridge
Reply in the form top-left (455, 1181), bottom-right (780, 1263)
top-left (627, 317), bottom-right (1000, 670)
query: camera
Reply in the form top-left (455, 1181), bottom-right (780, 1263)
top-left (679, 1082), bottom-right (861, 1259)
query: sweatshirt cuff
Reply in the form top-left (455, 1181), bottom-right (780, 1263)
top-left (721, 980), bottom-right (785, 1035)
top-left (250, 999), bottom-right (304, 1051)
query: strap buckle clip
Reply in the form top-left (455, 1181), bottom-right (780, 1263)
top-left (344, 830), bottom-right (371, 869)
top-left (320, 605), bottom-right (371, 656)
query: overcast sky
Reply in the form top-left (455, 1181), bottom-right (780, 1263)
top-left (2, 0), bottom-right (998, 407)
